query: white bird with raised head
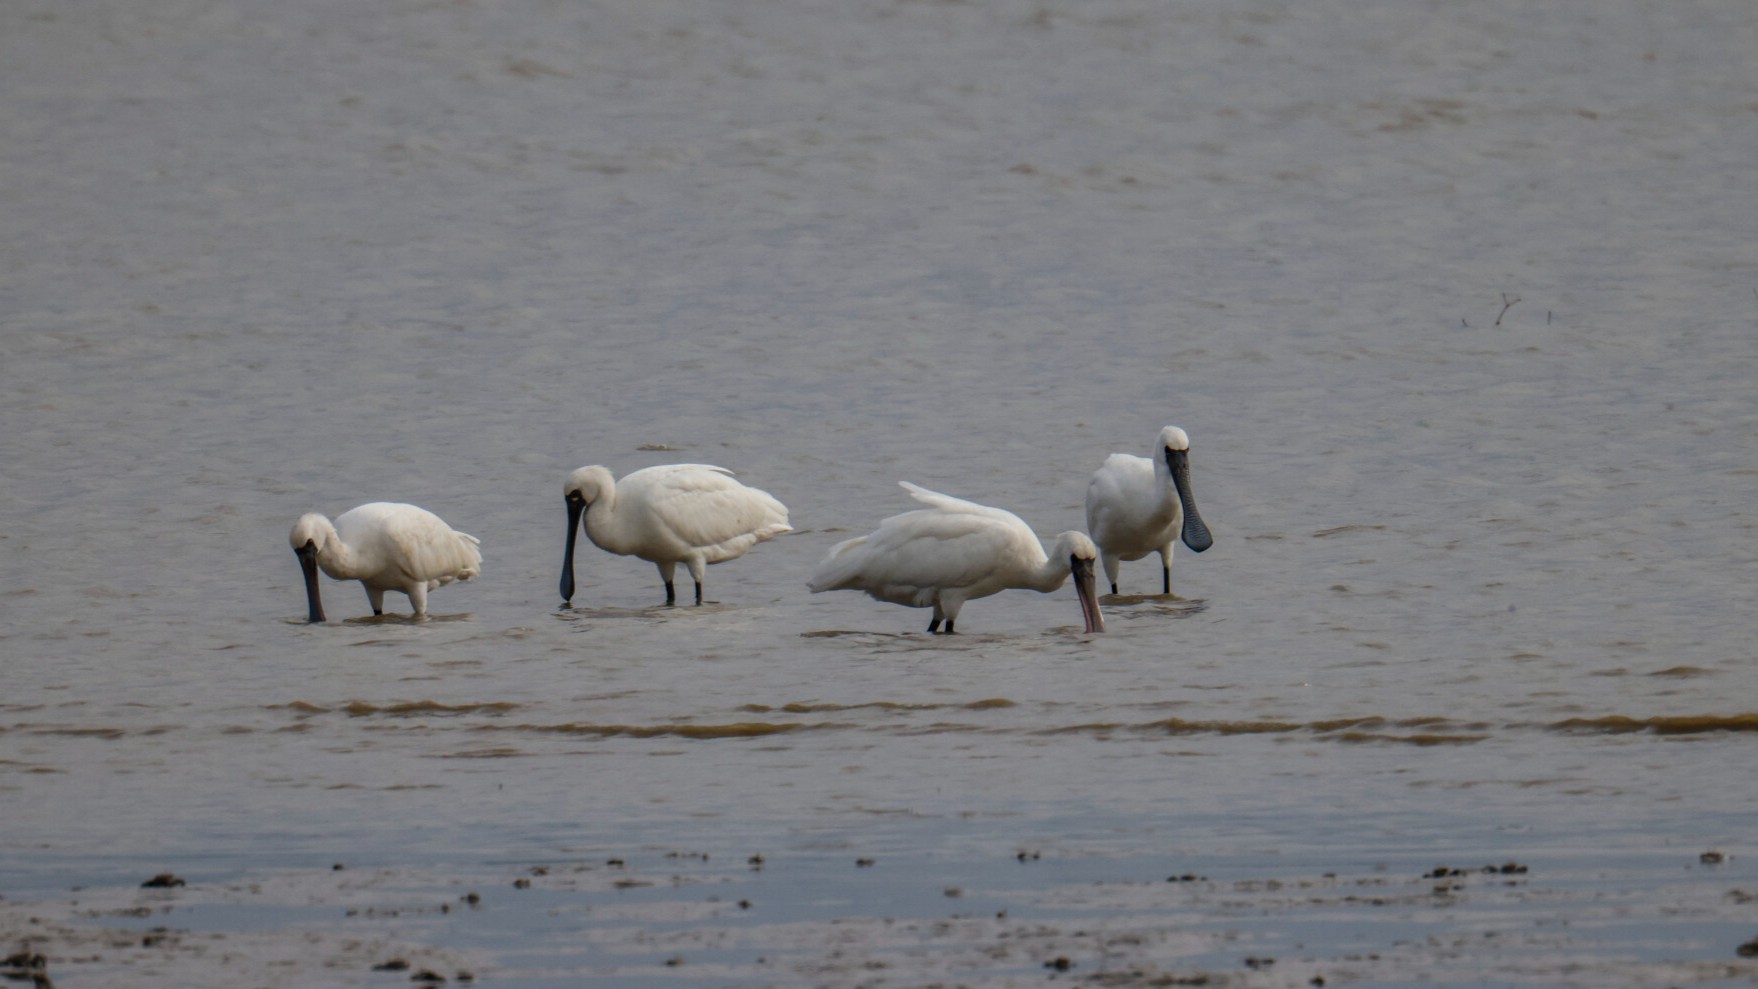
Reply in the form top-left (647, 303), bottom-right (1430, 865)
top-left (290, 503), bottom-right (482, 622)
top-left (1084, 425), bottom-right (1213, 596)
top-left (560, 464), bottom-right (792, 606)
top-left (807, 482), bottom-right (1105, 635)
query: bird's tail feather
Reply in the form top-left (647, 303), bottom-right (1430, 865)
top-left (806, 535), bottom-right (867, 593)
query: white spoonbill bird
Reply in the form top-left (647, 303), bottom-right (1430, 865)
top-left (290, 503), bottom-right (482, 622)
top-left (1085, 425), bottom-right (1213, 596)
top-left (807, 482), bottom-right (1105, 635)
top-left (560, 464), bottom-right (792, 606)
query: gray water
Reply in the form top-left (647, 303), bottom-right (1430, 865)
top-left (4, 0), bottom-right (1757, 985)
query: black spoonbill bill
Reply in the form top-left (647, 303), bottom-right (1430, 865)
top-left (560, 464), bottom-right (792, 607)
top-left (290, 503), bottom-right (482, 622)
top-left (807, 482), bottom-right (1105, 635)
top-left (1084, 425), bottom-right (1213, 596)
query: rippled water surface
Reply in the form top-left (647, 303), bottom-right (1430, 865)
top-left (4, 0), bottom-right (1756, 984)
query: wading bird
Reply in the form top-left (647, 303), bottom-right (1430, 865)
top-left (807, 482), bottom-right (1105, 634)
top-left (1084, 425), bottom-right (1213, 596)
top-left (290, 503), bottom-right (482, 622)
top-left (560, 464), bottom-right (791, 606)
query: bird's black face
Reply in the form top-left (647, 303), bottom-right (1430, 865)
top-left (295, 540), bottom-right (326, 623)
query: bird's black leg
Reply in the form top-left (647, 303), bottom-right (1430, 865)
top-left (1162, 565), bottom-right (1170, 595)
top-left (928, 601), bottom-right (949, 634)
top-left (694, 580), bottom-right (703, 606)
top-left (1110, 582), bottom-right (1119, 596)
top-left (664, 580), bottom-right (677, 606)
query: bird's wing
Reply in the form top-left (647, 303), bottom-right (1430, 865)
top-left (1084, 454), bottom-right (1156, 532)
top-left (898, 481), bottom-right (1027, 526)
top-left (813, 508), bottom-right (1020, 593)
top-left (643, 467), bottom-right (792, 551)
top-left (635, 463), bottom-right (736, 480)
top-left (381, 505), bottom-right (483, 584)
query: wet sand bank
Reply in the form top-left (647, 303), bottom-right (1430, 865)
top-left (8, 845), bottom-right (1756, 988)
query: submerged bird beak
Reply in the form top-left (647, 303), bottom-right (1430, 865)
top-left (560, 493), bottom-right (585, 605)
top-left (296, 541), bottom-right (325, 624)
top-left (1072, 555), bottom-right (1105, 634)
top-left (1166, 447), bottom-right (1213, 553)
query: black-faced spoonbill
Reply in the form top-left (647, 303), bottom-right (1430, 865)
top-left (560, 464), bottom-right (792, 607)
top-left (807, 482), bottom-right (1105, 635)
top-left (290, 503), bottom-right (482, 622)
top-left (1084, 425), bottom-right (1213, 596)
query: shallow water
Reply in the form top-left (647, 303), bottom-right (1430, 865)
top-left (3, 0), bottom-right (1757, 984)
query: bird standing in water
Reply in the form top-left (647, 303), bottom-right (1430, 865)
top-left (291, 503), bottom-right (482, 622)
top-left (1084, 425), bottom-right (1213, 596)
top-left (808, 482), bottom-right (1105, 635)
top-left (560, 463), bottom-right (791, 606)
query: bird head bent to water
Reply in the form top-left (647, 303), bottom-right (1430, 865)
top-left (1052, 530), bottom-right (1106, 634)
top-left (1159, 426), bottom-right (1213, 554)
top-left (564, 465), bottom-right (616, 508)
top-left (559, 466), bottom-right (615, 605)
top-left (289, 513), bottom-right (334, 623)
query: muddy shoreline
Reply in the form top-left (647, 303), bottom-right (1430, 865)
top-left (8, 849), bottom-right (1756, 988)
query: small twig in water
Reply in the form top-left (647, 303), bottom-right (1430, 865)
top-left (1495, 293), bottom-right (1521, 326)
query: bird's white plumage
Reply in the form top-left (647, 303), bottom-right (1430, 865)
top-left (808, 482), bottom-right (1104, 634)
top-left (1084, 425), bottom-right (1211, 595)
top-left (1086, 453), bottom-right (1173, 562)
top-left (290, 502), bottom-right (481, 620)
top-left (562, 463), bottom-right (791, 605)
